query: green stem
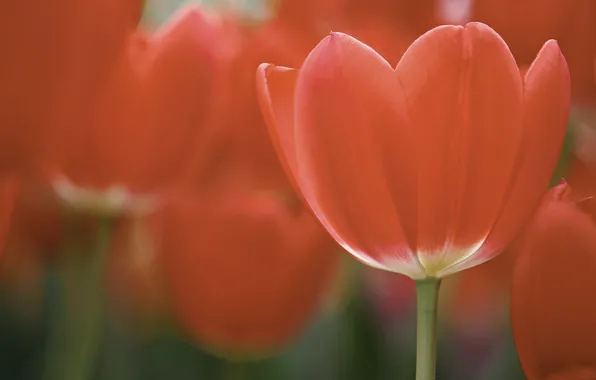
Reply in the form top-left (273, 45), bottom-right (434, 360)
top-left (221, 360), bottom-right (246, 380)
top-left (415, 278), bottom-right (442, 380)
top-left (45, 215), bottom-right (114, 380)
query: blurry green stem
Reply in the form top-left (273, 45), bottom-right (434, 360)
top-left (45, 215), bottom-right (114, 380)
top-left (415, 278), bottom-right (441, 380)
top-left (222, 360), bottom-right (246, 380)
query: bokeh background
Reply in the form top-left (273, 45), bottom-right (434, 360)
top-left (0, 0), bottom-right (591, 379)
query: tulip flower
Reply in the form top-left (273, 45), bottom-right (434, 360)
top-left (161, 186), bottom-right (338, 356)
top-left (469, 0), bottom-right (573, 65)
top-left (557, 0), bottom-right (596, 106)
top-left (43, 5), bottom-right (220, 217)
top-left (257, 23), bottom-right (569, 379)
top-left (470, 0), bottom-right (596, 107)
top-left (511, 183), bottom-right (596, 380)
top-left (258, 24), bottom-right (569, 280)
top-left (0, 0), bottom-right (143, 174)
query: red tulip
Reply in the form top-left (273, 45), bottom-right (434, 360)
top-left (470, 0), bottom-right (596, 107)
top-left (469, 0), bottom-right (573, 65)
top-left (145, 9), bottom-right (341, 354)
top-left (0, 0), bottom-right (143, 174)
top-left (557, 0), bottom-right (596, 107)
top-left (511, 183), bottom-right (596, 380)
top-left (257, 23), bottom-right (570, 279)
top-left (43, 5), bottom-right (220, 215)
top-left (161, 187), bottom-right (338, 356)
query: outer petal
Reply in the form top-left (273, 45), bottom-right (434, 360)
top-left (443, 40), bottom-right (570, 276)
top-left (396, 23), bottom-right (523, 276)
top-left (256, 64), bottom-right (302, 196)
top-left (511, 185), bottom-right (596, 379)
top-left (293, 33), bottom-right (423, 278)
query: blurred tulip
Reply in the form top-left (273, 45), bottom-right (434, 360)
top-left (470, 0), bottom-right (596, 107)
top-left (143, 6), bottom-right (341, 356)
top-left (469, 0), bottom-right (572, 65)
top-left (43, 5), bottom-right (221, 216)
top-left (557, 0), bottom-right (596, 107)
top-left (161, 187), bottom-right (338, 356)
top-left (0, 0), bottom-right (143, 174)
top-left (257, 24), bottom-right (570, 279)
top-left (511, 183), bottom-right (596, 380)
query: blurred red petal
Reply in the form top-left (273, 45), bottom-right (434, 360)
top-left (511, 184), bottom-right (596, 379)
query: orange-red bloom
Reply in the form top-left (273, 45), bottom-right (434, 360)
top-left (0, 0), bottom-right (143, 174)
top-left (161, 187), bottom-right (338, 356)
top-left (511, 183), bottom-right (596, 380)
top-left (257, 23), bottom-right (570, 279)
top-left (470, 0), bottom-right (596, 107)
top-left (43, 6), bottom-right (220, 215)
top-left (469, 0), bottom-right (573, 65)
top-left (558, 0), bottom-right (596, 107)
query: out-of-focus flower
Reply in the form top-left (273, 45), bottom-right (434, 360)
top-left (0, 0), bottom-right (143, 174)
top-left (557, 0), bottom-right (596, 107)
top-left (1, 7), bottom-right (234, 329)
top-left (42, 5), bottom-right (220, 216)
top-left (511, 183), bottom-right (596, 380)
top-left (469, 0), bottom-right (573, 65)
top-left (470, 0), bottom-right (596, 107)
top-left (151, 6), bottom-right (340, 355)
top-left (257, 24), bottom-right (570, 279)
top-left (161, 185), bottom-right (338, 357)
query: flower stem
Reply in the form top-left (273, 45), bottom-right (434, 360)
top-left (221, 360), bottom-right (246, 380)
top-left (44, 215), bottom-right (114, 380)
top-left (415, 278), bottom-right (441, 380)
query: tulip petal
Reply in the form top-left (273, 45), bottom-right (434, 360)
top-left (256, 64), bottom-right (301, 196)
top-left (442, 40), bottom-right (570, 276)
top-left (293, 33), bottom-right (423, 278)
top-left (140, 6), bottom-right (219, 189)
top-left (396, 23), bottom-right (523, 276)
top-left (511, 187), bottom-right (596, 379)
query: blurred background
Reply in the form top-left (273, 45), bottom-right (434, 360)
top-left (0, 0), bottom-right (593, 379)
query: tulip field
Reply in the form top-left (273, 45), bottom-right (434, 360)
top-left (0, 0), bottom-right (593, 379)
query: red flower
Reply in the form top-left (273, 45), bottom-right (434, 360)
top-left (0, 0), bottom-right (143, 174)
top-left (469, 0), bottom-right (596, 106)
top-left (558, 0), bottom-right (596, 107)
top-left (511, 183), bottom-right (596, 380)
top-left (161, 187), bottom-right (338, 356)
top-left (257, 23), bottom-right (570, 279)
top-left (43, 6), bottom-right (221, 215)
top-left (469, 0), bottom-right (573, 65)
